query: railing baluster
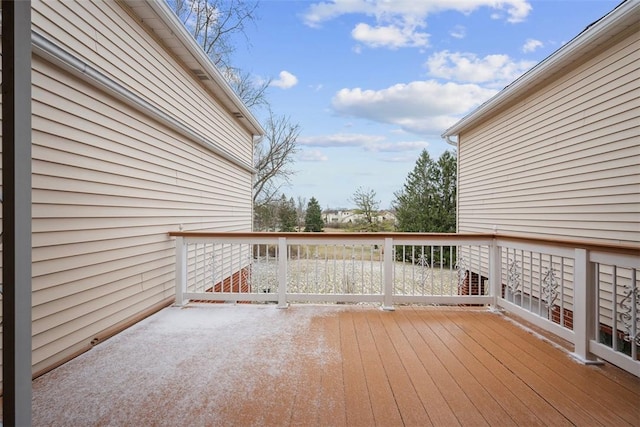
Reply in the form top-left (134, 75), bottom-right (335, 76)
top-left (560, 256), bottom-right (565, 328)
top-left (175, 236), bottom-right (187, 306)
top-left (277, 237), bottom-right (287, 308)
top-left (631, 268), bottom-right (637, 361)
top-left (383, 237), bottom-right (394, 310)
top-left (489, 240), bottom-right (501, 307)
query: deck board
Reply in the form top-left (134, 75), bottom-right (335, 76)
top-left (427, 311), bottom-right (547, 426)
top-left (399, 310), bottom-right (491, 426)
top-left (452, 310), bottom-right (630, 426)
top-left (470, 310), bottom-right (639, 425)
top-left (367, 311), bottom-right (432, 426)
top-left (29, 305), bottom-right (640, 426)
top-left (440, 310), bottom-right (572, 426)
top-left (340, 311), bottom-right (376, 426)
top-left (316, 313), bottom-right (347, 427)
top-left (380, 310), bottom-right (461, 426)
top-left (352, 310), bottom-right (405, 426)
top-left (404, 309), bottom-right (516, 426)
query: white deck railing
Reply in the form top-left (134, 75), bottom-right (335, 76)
top-left (170, 231), bottom-right (639, 377)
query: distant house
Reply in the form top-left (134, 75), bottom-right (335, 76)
top-left (323, 209), bottom-right (397, 226)
top-left (442, 0), bottom-right (639, 245)
top-left (4, 0), bottom-right (262, 379)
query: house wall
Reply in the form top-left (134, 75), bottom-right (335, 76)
top-left (1, 0), bottom-right (254, 378)
top-left (31, 0), bottom-right (254, 162)
top-left (456, 20), bottom-right (639, 339)
top-left (457, 23), bottom-right (639, 244)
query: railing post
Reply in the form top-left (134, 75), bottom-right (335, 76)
top-left (573, 248), bottom-right (600, 364)
top-left (489, 240), bottom-right (502, 310)
top-left (382, 237), bottom-right (395, 311)
top-left (175, 236), bottom-right (188, 306)
top-left (277, 237), bottom-right (288, 309)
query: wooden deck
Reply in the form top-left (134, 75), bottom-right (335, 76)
top-left (31, 305), bottom-right (639, 426)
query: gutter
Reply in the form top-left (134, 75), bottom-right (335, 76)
top-left (444, 135), bottom-right (458, 147)
top-left (441, 0), bottom-right (639, 139)
top-left (32, 31), bottom-right (256, 174)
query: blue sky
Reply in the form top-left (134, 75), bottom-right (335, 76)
top-left (229, 0), bottom-right (620, 210)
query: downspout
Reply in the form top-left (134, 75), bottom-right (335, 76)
top-left (444, 135), bottom-right (460, 233)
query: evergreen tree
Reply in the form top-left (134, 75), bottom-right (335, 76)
top-left (254, 200), bottom-right (278, 231)
top-left (278, 196), bottom-right (297, 232)
top-left (435, 151), bottom-right (457, 233)
top-left (393, 150), bottom-right (439, 233)
top-left (304, 197), bottom-right (324, 232)
top-left (392, 150), bottom-right (457, 265)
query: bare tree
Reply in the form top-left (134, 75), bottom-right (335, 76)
top-left (253, 109), bottom-right (300, 206)
top-left (171, 0), bottom-right (258, 70)
top-left (170, 0), bottom-right (269, 110)
top-left (170, 0), bottom-right (302, 210)
top-left (351, 186), bottom-right (380, 227)
top-left (222, 68), bottom-right (271, 111)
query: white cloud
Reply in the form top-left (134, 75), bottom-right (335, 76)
top-left (351, 23), bottom-right (429, 49)
top-left (298, 149), bottom-right (328, 162)
top-left (381, 155), bottom-right (419, 163)
top-left (299, 133), bottom-right (428, 152)
top-left (271, 71), bottom-right (298, 89)
top-left (450, 25), bottom-right (466, 39)
top-left (331, 80), bottom-right (497, 135)
top-left (522, 38), bottom-right (543, 53)
top-left (303, 0), bottom-right (532, 29)
top-left (302, 1), bottom-right (531, 51)
top-left (299, 133), bottom-right (385, 148)
top-left (425, 50), bottom-right (536, 86)
top-left (367, 140), bottom-right (429, 152)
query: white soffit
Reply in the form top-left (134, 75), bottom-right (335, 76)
top-left (122, 0), bottom-right (265, 137)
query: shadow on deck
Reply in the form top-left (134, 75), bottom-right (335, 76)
top-left (32, 304), bottom-right (640, 426)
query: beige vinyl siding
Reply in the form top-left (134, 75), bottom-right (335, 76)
top-left (25, 36), bottom-right (252, 373)
top-left (458, 24), bottom-right (640, 244)
top-left (31, 0), bottom-right (253, 161)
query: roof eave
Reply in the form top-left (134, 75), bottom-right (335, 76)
top-left (441, 0), bottom-right (639, 138)
top-left (123, 0), bottom-right (265, 137)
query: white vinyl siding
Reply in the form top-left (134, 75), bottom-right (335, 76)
top-left (0, 0), bottom-right (256, 377)
top-left (31, 0), bottom-right (253, 162)
top-left (28, 53), bottom-right (252, 373)
top-left (458, 25), bottom-right (640, 245)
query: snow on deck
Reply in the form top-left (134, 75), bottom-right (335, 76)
top-left (32, 304), bottom-right (343, 426)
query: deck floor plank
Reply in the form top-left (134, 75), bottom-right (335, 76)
top-left (339, 310), bottom-right (376, 427)
top-left (289, 315), bottom-right (330, 426)
top-left (351, 310), bottom-right (405, 426)
top-left (366, 310), bottom-right (433, 426)
top-left (398, 309), bottom-right (491, 426)
top-left (379, 310), bottom-right (462, 426)
top-left (440, 310), bottom-right (574, 426)
top-left (29, 305), bottom-right (640, 427)
top-left (316, 313), bottom-right (348, 427)
top-left (425, 309), bottom-right (549, 426)
top-left (402, 309), bottom-right (519, 426)
top-left (451, 310), bottom-right (626, 426)
top-left (474, 311), bottom-right (640, 425)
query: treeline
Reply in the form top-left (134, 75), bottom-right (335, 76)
top-left (254, 196), bottom-right (323, 232)
top-left (254, 149), bottom-right (457, 236)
